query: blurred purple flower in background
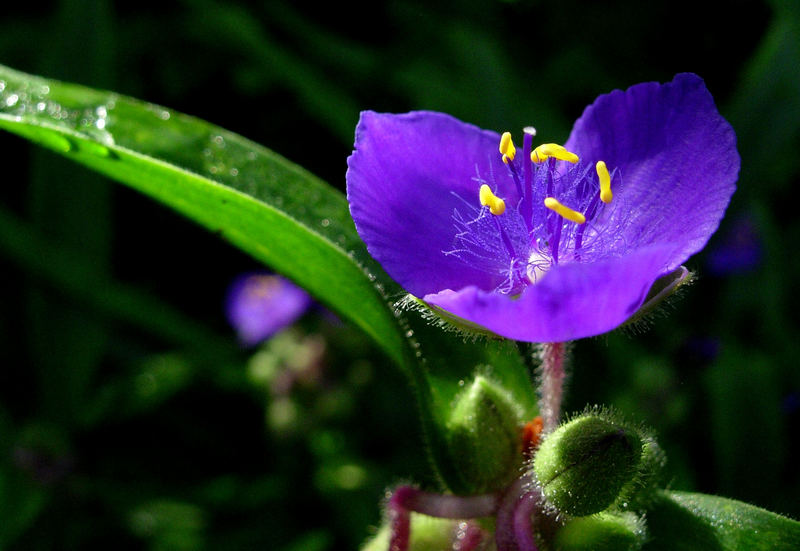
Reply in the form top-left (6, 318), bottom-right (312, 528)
top-left (347, 74), bottom-right (739, 342)
top-left (225, 273), bottom-right (312, 347)
top-left (706, 213), bottom-right (762, 276)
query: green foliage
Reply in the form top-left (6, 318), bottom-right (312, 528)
top-left (644, 491), bottom-right (800, 551)
top-left (0, 63), bottom-right (407, 368)
top-left (0, 63), bottom-right (539, 497)
top-left (554, 512), bottom-right (646, 551)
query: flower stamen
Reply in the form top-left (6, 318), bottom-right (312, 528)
top-left (521, 128), bottom-right (536, 228)
top-left (531, 143), bottom-right (579, 164)
top-left (596, 160), bottom-right (613, 204)
top-left (544, 197), bottom-right (586, 224)
top-left (499, 132), bottom-right (517, 164)
top-left (480, 184), bottom-right (506, 215)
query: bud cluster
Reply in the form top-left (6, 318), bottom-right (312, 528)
top-left (532, 409), bottom-right (664, 550)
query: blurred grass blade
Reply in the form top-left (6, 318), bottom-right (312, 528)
top-left (0, 63), bottom-right (407, 367)
top-left (0, 205), bottom-right (235, 356)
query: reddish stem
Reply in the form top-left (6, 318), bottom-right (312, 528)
top-left (495, 475), bottom-right (529, 551)
top-left (388, 486), bottom-right (497, 551)
top-left (539, 342), bottom-right (567, 432)
top-left (453, 521), bottom-right (486, 551)
top-left (512, 489), bottom-right (541, 551)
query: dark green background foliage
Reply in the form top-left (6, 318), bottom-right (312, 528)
top-left (0, 0), bottom-right (798, 548)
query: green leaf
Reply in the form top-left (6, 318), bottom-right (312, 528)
top-left (0, 64), bottom-right (539, 493)
top-left (643, 490), bottom-right (800, 550)
top-left (0, 63), bottom-right (406, 368)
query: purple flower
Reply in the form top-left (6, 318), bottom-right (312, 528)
top-left (347, 74), bottom-right (739, 342)
top-left (225, 274), bottom-right (312, 346)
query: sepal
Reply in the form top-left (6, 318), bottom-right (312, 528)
top-left (624, 266), bottom-right (692, 328)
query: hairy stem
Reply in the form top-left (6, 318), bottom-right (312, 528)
top-left (512, 489), bottom-right (541, 551)
top-left (388, 486), bottom-right (497, 551)
top-left (453, 521), bottom-right (487, 551)
top-left (538, 342), bottom-right (567, 432)
top-left (390, 486), bottom-right (498, 519)
top-left (495, 475), bottom-right (530, 551)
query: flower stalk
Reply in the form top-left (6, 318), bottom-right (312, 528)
top-left (539, 342), bottom-right (567, 432)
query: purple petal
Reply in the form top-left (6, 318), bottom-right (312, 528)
top-left (225, 274), bottom-right (312, 346)
top-left (565, 73), bottom-right (739, 271)
top-left (346, 111), bottom-right (513, 297)
top-left (424, 245), bottom-right (674, 342)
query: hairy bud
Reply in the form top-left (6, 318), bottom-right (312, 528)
top-left (533, 411), bottom-right (660, 517)
top-left (446, 374), bottom-right (524, 492)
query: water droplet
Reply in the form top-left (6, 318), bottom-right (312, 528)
top-left (6, 94), bottom-right (19, 107)
top-left (246, 151), bottom-right (256, 161)
top-left (320, 218), bottom-right (330, 227)
top-left (80, 140), bottom-right (112, 158)
top-left (458, 379), bottom-right (465, 387)
top-left (405, 330), bottom-right (414, 338)
top-left (37, 131), bottom-right (73, 153)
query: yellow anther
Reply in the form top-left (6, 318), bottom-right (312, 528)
top-left (596, 160), bottom-right (613, 204)
top-left (479, 184), bottom-right (506, 215)
top-left (544, 197), bottom-right (585, 224)
top-left (531, 143), bottom-right (579, 164)
top-left (499, 132), bottom-right (516, 164)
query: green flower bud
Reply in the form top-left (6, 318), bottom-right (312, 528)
top-left (533, 412), bottom-right (654, 517)
top-left (553, 511), bottom-right (646, 551)
top-left (446, 374), bottom-right (524, 493)
top-left (361, 515), bottom-right (482, 551)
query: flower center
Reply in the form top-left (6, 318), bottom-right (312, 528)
top-left (445, 129), bottom-right (617, 295)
